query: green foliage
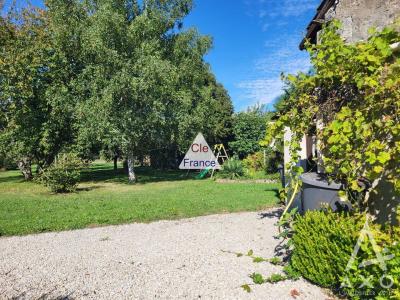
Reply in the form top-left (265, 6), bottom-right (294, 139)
top-left (283, 264), bottom-right (301, 280)
top-left (229, 106), bottom-right (271, 159)
top-left (243, 152), bottom-right (265, 172)
top-left (291, 211), bottom-right (363, 288)
top-left (241, 284), bottom-right (251, 293)
top-left (219, 158), bottom-right (244, 179)
top-left (250, 272), bottom-right (265, 284)
top-left (291, 210), bottom-right (400, 298)
top-left (243, 149), bottom-right (283, 176)
top-left (276, 207), bottom-right (298, 240)
top-left (41, 153), bottom-right (84, 193)
top-left (66, 0), bottom-right (233, 175)
top-left (264, 147), bottom-right (283, 174)
top-left (252, 256), bottom-right (266, 263)
top-left (262, 19), bottom-right (400, 205)
top-left (240, 249), bottom-right (283, 265)
top-left (340, 225), bottom-right (400, 299)
top-left (231, 249), bottom-right (299, 289)
top-left (0, 5), bottom-right (74, 178)
top-left (266, 273), bottom-right (286, 283)
top-left (0, 0), bottom-right (234, 180)
top-left (0, 154), bottom-right (16, 170)
top-left (269, 257), bottom-right (282, 265)
top-left (250, 272), bottom-right (288, 284)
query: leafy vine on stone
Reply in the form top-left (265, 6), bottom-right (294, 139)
top-left (262, 19), bottom-right (400, 210)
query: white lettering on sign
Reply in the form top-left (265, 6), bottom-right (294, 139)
top-left (179, 133), bottom-right (221, 170)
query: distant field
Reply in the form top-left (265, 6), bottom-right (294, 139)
top-left (0, 162), bottom-right (280, 236)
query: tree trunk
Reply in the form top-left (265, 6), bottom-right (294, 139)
top-left (18, 157), bottom-right (33, 181)
top-left (127, 155), bottom-right (136, 183)
top-left (113, 156), bottom-right (118, 171)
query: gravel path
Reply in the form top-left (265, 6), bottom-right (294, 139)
top-left (0, 209), bottom-right (330, 300)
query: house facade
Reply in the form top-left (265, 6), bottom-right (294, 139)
top-left (286, 0), bottom-right (400, 223)
top-left (300, 0), bottom-right (400, 50)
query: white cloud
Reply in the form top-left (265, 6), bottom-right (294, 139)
top-left (280, 0), bottom-right (318, 17)
top-left (255, 55), bottom-right (310, 76)
top-left (245, 0), bottom-right (319, 32)
top-left (237, 78), bottom-right (284, 106)
top-left (237, 0), bottom-right (317, 110)
top-left (256, 35), bottom-right (311, 75)
top-left (253, 0), bottom-right (318, 18)
top-left (237, 36), bottom-right (311, 108)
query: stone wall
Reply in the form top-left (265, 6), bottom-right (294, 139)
top-left (325, 0), bottom-right (400, 43)
top-left (368, 176), bottom-right (400, 226)
top-left (320, 1), bottom-right (400, 224)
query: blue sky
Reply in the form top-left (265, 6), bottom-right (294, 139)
top-left (2, 0), bottom-right (320, 111)
top-left (185, 0), bottom-right (320, 111)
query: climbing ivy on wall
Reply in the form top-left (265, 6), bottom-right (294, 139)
top-left (262, 20), bottom-right (400, 207)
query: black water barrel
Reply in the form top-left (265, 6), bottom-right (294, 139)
top-left (300, 172), bottom-right (350, 212)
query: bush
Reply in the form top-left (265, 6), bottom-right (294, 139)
top-left (229, 107), bottom-right (270, 159)
top-left (243, 152), bottom-right (265, 172)
top-left (242, 148), bottom-right (282, 175)
top-left (340, 222), bottom-right (400, 299)
top-left (290, 210), bottom-right (400, 299)
top-left (290, 211), bottom-right (365, 288)
top-left (41, 153), bottom-right (83, 193)
top-left (219, 158), bottom-right (244, 179)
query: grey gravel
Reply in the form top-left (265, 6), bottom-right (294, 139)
top-left (0, 209), bottom-right (330, 299)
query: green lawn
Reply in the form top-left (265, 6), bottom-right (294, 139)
top-left (0, 162), bottom-right (280, 236)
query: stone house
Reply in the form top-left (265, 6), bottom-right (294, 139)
top-left (300, 0), bottom-right (400, 50)
top-left (285, 0), bottom-right (400, 223)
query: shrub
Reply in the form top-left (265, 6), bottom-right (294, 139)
top-left (229, 106), bottom-right (270, 159)
top-left (283, 264), bottom-right (301, 280)
top-left (290, 210), bottom-right (400, 299)
top-left (41, 153), bottom-right (83, 193)
top-left (290, 211), bottom-right (365, 288)
top-left (243, 152), bottom-right (265, 172)
top-left (242, 148), bottom-right (282, 176)
top-left (219, 158), bottom-right (244, 179)
top-left (340, 221), bottom-right (400, 299)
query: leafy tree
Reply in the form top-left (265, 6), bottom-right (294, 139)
top-left (1, 0), bottom-right (234, 182)
top-left (64, 0), bottom-right (233, 180)
top-left (0, 5), bottom-right (74, 179)
top-left (229, 105), bottom-right (271, 159)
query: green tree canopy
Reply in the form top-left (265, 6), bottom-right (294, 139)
top-left (229, 105), bottom-right (271, 159)
top-left (0, 5), bottom-right (75, 179)
top-left (0, 0), bottom-right (234, 181)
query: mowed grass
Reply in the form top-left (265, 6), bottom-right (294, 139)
top-left (0, 161), bottom-right (280, 236)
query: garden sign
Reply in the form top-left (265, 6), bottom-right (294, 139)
top-left (179, 133), bottom-right (221, 170)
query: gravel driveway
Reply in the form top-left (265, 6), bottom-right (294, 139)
top-left (0, 209), bottom-right (330, 299)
